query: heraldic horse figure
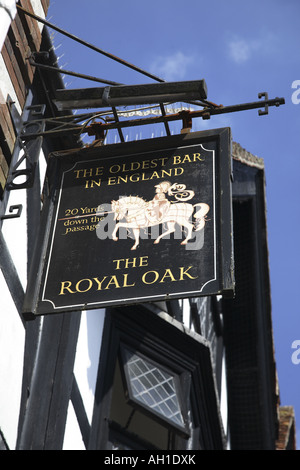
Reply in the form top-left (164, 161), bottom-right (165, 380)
top-left (109, 181), bottom-right (210, 251)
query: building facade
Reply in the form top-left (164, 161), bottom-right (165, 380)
top-left (0, 0), bottom-right (296, 451)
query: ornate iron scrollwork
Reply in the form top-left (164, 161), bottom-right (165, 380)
top-left (0, 204), bottom-right (23, 220)
top-left (6, 104), bottom-right (45, 191)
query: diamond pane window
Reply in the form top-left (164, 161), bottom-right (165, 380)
top-left (120, 346), bottom-right (189, 436)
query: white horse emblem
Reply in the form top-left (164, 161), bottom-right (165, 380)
top-left (107, 182), bottom-right (210, 250)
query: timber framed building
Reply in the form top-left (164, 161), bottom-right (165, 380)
top-left (0, 0), bottom-right (296, 451)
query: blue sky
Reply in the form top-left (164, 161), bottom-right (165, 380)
top-left (48, 0), bottom-right (300, 446)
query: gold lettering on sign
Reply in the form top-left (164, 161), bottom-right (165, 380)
top-left (173, 153), bottom-right (204, 165)
top-left (70, 150), bottom-right (205, 190)
top-left (107, 167), bottom-right (184, 186)
top-left (113, 256), bottom-right (149, 270)
top-left (58, 265), bottom-right (198, 296)
top-left (74, 167), bottom-right (104, 178)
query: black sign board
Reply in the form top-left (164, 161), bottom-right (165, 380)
top-left (24, 129), bottom-right (234, 317)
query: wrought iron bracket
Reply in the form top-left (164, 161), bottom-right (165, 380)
top-left (258, 92), bottom-right (269, 115)
top-left (6, 104), bottom-right (46, 191)
top-left (0, 95), bottom-right (45, 228)
top-left (0, 204), bottom-right (23, 220)
top-left (17, 92), bottom-right (285, 142)
top-left (180, 110), bottom-right (193, 133)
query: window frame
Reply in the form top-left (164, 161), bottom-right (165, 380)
top-left (119, 343), bottom-right (190, 438)
top-left (88, 305), bottom-right (225, 450)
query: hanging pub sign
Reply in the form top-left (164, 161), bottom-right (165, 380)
top-left (23, 128), bottom-right (234, 317)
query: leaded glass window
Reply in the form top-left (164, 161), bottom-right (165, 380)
top-left (120, 346), bottom-right (189, 437)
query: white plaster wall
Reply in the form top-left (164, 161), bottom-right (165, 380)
top-left (0, 1), bottom-right (17, 50)
top-left (0, 270), bottom-right (25, 449)
top-left (182, 298), bottom-right (190, 328)
top-left (63, 402), bottom-right (86, 450)
top-left (220, 355), bottom-right (229, 447)
top-left (0, 69), bottom-right (46, 451)
top-left (0, 3), bottom-right (24, 448)
top-left (0, 148), bottom-right (28, 449)
top-left (0, 54), bottom-right (21, 113)
top-left (74, 309), bottom-right (105, 423)
top-left (2, 190), bottom-right (28, 290)
top-left (30, 0), bottom-right (45, 29)
top-left (0, 145), bottom-right (48, 449)
top-left (0, 0), bottom-right (66, 449)
top-left (0, 0), bottom-right (45, 51)
top-left (63, 309), bottom-right (105, 449)
top-left (0, 0), bottom-right (46, 112)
